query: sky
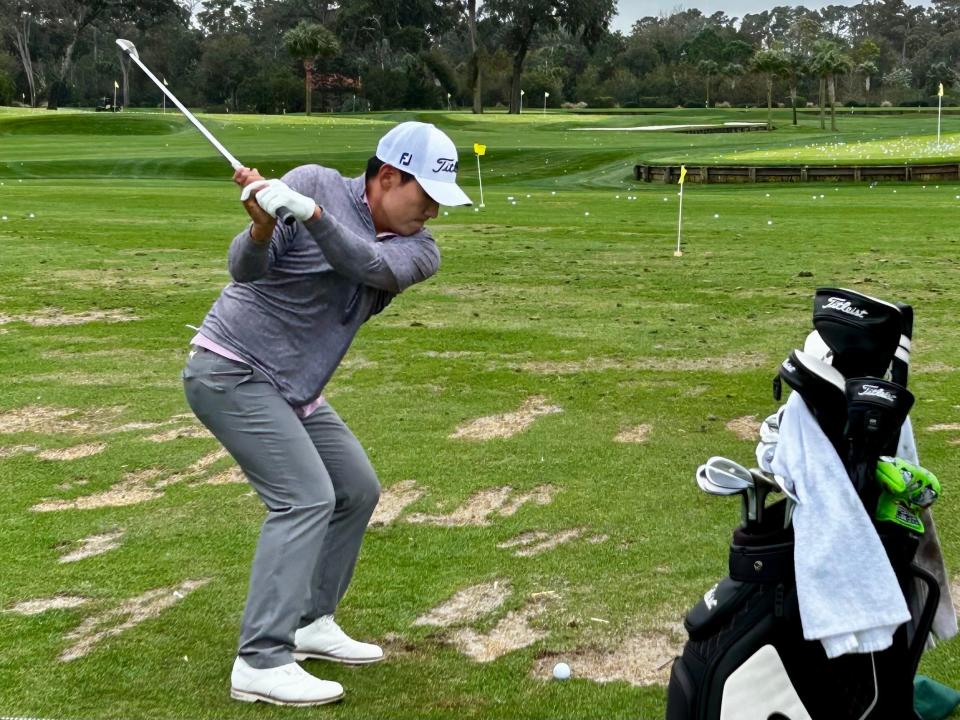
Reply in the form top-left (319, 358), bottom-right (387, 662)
top-left (611, 0), bottom-right (931, 32)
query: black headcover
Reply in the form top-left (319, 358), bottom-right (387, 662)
top-left (813, 288), bottom-right (903, 379)
top-left (779, 349), bottom-right (848, 455)
top-left (844, 377), bottom-right (915, 512)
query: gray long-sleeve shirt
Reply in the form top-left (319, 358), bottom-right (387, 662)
top-left (197, 165), bottom-right (440, 406)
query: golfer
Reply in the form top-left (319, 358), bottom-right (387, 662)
top-left (182, 122), bottom-right (471, 706)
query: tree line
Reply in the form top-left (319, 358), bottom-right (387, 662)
top-left (1, 0), bottom-right (959, 119)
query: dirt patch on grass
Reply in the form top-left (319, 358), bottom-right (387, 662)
top-left (725, 415), bottom-right (758, 441)
top-left (32, 449), bottom-right (230, 511)
top-left (928, 423), bottom-right (960, 432)
top-left (0, 308), bottom-right (139, 326)
top-left (37, 443), bottom-right (106, 461)
top-left (146, 425), bottom-right (212, 442)
top-left (0, 444), bottom-right (39, 458)
top-left (200, 467), bottom-right (245, 486)
top-left (450, 396), bottom-right (562, 441)
top-left (59, 530), bottom-right (125, 563)
top-left (614, 424), bottom-right (652, 444)
top-left (450, 596), bottom-right (552, 662)
top-left (8, 596), bottom-right (90, 615)
top-left (370, 480), bottom-right (424, 526)
top-left (0, 405), bottom-right (124, 435)
top-left (498, 529), bottom-right (585, 557)
top-left (59, 578), bottom-right (211, 662)
top-left (531, 630), bottom-right (683, 686)
top-left (407, 485), bottom-right (555, 527)
top-left (515, 352), bottom-right (768, 375)
top-left (414, 580), bottom-right (511, 627)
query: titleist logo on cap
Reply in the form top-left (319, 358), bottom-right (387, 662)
top-left (858, 384), bottom-right (896, 402)
top-left (823, 297), bottom-right (869, 318)
top-left (433, 157), bottom-right (458, 174)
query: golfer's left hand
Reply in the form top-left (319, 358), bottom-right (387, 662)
top-left (255, 180), bottom-right (318, 223)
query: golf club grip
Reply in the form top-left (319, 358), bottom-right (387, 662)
top-left (277, 206), bottom-right (297, 226)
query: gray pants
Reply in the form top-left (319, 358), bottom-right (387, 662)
top-left (183, 347), bottom-right (380, 669)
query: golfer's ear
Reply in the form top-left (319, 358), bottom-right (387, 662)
top-left (378, 163), bottom-right (399, 190)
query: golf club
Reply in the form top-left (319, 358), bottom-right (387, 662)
top-left (701, 458), bottom-right (757, 527)
top-left (696, 464), bottom-right (751, 527)
top-left (115, 38), bottom-right (295, 226)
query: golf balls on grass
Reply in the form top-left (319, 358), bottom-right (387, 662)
top-left (553, 662), bottom-right (571, 680)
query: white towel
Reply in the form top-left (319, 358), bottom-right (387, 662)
top-left (897, 417), bottom-right (958, 646)
top-left (771, 392), bottom-right (911, 658)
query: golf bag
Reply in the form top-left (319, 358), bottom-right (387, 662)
top-left (666, 289), bottom-right (941, 720)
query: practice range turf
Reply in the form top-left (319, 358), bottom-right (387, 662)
top-left (0, 106), bottom-right (958, 719)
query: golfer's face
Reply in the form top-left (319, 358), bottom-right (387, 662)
top-left (385, 177), bottom-right (439, 236)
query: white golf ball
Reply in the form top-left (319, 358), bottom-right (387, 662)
top-left (551, 191), bottom-right (556, 195)
top-left (553, 662), bottom-right (571, 680)
top-left (443, 211), bottom-right (448, 216)
top-left (511, 201), bottom-right (517, 205)
top-left (1, 216), bottom-right (6, 221)
top-left (767, 220), bottom-right (773, 225)
top-left (28, 213), bottom-right (35, 218)
top-left (714, 213), bottom-right (719, 219)
top-left (474, 207), bottom-right (479, 212)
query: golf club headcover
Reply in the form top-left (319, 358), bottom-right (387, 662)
top-left (876, 456), bottom-right (940, 510)
top-left (813, 288), bottom-right (903, 379)
top-left (778, 349), bottom-right (848, 455)
top-left (845, 378), bottom-right (914, 511)
top-left (875, 492), bottom-right (925, 535)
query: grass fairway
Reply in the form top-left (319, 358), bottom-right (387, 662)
top-left (0, 108), bottom-right (958, 719)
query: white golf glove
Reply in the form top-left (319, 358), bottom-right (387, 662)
top-left (242, 179), bottom-right (317, 222)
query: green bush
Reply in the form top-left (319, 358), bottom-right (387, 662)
top-left (587, 95), bottom-right (617, 108)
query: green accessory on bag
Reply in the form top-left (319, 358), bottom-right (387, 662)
top-left (876, 492), bottom-right (925, 533)
top-left (875, 456), bottom-right (940, 510)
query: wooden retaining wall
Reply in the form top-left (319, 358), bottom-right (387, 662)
top-left (635, 163), bottom-right (960, 184)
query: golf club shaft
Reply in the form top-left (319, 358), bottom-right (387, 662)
top-left (119, 43), bottom-right (295, 226)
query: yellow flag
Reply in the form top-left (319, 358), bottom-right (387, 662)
top-left (114, 80), bottom-right (120, 89)
top-left (678, 165), bottom-right (687, 186)
top-left (474, 143), bottom-right (486, 156)
top-left (939, 83), bottom-right (944, 97)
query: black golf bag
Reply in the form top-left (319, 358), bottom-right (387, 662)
top-left (666, 289), bottom-right (941, 720)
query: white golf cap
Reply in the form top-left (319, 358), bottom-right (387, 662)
top-left (376, 121), bottom-right (472, 206)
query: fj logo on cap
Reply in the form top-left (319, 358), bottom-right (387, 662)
top-left (399, 152), bottom-right (413, 166)
top-left (433, 157), bottom-right (458, 174)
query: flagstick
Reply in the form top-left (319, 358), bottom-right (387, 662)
top-left (476, 154), bottom-right (485, 207)
top-left (675, 184), bottom-right (684, 257)
top-left (937, 94), bottom-right (942, 145)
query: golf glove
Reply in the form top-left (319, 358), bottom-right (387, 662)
top-left (250, 179), bottom-right (317, 222)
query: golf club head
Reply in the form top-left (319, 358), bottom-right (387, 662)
top-left (696, 465), bottom-right (741, 496)
top-left (704, 456), bottom-right (754, 489)
top-left (115, 39), bottom-right (139, 59)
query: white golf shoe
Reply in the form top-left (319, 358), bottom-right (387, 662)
top-left (230, 657), bottom-right (344, 706)
top-left (293, 615), bottom-right (385, 665)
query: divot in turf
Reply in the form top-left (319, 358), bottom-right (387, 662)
top-left (413, 580), bottom-right (511, 627)
top-left (59, 578), bottom-right (211, 662)
top-left (407, 485), bottom-right (555, 526)
top-left (449, 396), bottom-right (561, 440)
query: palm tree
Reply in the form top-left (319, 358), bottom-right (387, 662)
top-left (858, 60), bottom-right (878, 104)
top-left (784, 52), bottom-right (808, 126)
top-left (284, 21), bottom-right (340, 116)
top-left (810, 40), bottom-right (853, 131)
top-left (698, 59), bottom-right (720, 108)
top-left (751, 48), bottom-right (789, 128)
